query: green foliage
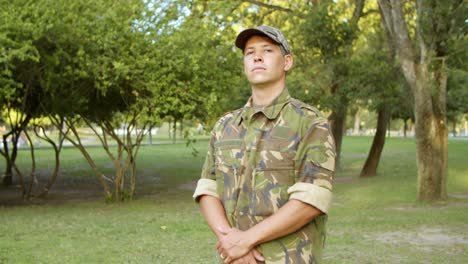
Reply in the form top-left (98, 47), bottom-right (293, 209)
top-left (145, 2), bottom-right (248, 127)
top-left (418, 0), bottom-right (466, 58)
top-left (2, 0), bottom-right (466, 129)
top-left (447, 67), bottom-right (468, 123)
top-left (2, 0), bottom-right (467, 199)
top-left (1, 0), bottom-right (150, 120)
top-left (0, 0), bottom-right (40, 107)
top-left (445, 7), bottom-right (468, 124)
top-left (345, 19), bottom-right (407, 114)
top-left (301, 2), bottom-right (357, 61)
top-left (298, 0), bottom-right (363, 113)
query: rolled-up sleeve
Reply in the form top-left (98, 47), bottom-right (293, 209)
top-left (193, 178), bottom-right (219, 201)
top-left (288, 182), bottom-right (332, 214)
top-left (193, 132), bottom-right (219, 202)
top-left (290, 117), bottom-right (335, 214)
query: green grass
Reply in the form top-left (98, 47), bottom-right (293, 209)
top-left (0, 136), bottom-right (467, 263)
top-left (328, 137), bottom-right (468, 264)
top-left (0, 193), bottom-right (214, 263)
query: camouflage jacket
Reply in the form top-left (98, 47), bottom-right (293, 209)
top-left (194, 88), bottom-right (335, 264)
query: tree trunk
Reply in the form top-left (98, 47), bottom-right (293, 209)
top-left (172, 118), bottom-right (177, 144)
top-left (1, 113), bottom-right (31, 187)
top-left (360, 103), bottom-right (391, 177)
top-left (180, 119), bottom-right (184, 138)
top-left (2, 131), bottom-right (20, 186)
top-left (23, 129), bottom-right (37, 200)
top-left (378, 0), bottom-right (448, 202)
top-left (130, 150), bottom-right (137, 200)
top-left (413, 64), bottom-right (448, 201)
top-left (148, 128), bottom-right (153, 145)
top-left (65, 121), bottom-right (112, 199)
top-left (451, 121), bottom-right (457, 137)
top-left (403, 119), bottom-right (408, 137)
top-left (33, 121), bottom-right (66, 198)
top-left (168, 120), bottom-right (171, 139)
top-left (329, 106), bottom-right (347, 169)
top-left (36, 147), bottom-right (61, 198)
top-left (2, 148), bottom-right (13, 186)
top-left (353, 109), bottom-right (360, 135)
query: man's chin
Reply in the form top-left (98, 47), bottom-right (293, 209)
top-left (248, 77), bottom-right (269, 85)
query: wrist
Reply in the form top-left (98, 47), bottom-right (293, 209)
top-left (214, 225), bottom-right (231, 239)
top-left (244, 228), bottom-right (261, 249)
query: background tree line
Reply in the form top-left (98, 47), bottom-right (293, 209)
top-left (0, 0), bottom-right (466, 202)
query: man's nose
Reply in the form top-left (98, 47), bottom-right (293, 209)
top-left (254, 52), bottom-right (263, 62)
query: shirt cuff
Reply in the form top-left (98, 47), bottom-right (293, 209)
top-left (193, 178), bottom-right (219, 202)
top-left (287, 182), bottom-right (332, 214)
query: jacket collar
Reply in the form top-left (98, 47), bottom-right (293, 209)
top-left (238, 88), bottom-right (290, 125)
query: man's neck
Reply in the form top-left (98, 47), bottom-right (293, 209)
top-left (251, 82), bottom-right (285, 106)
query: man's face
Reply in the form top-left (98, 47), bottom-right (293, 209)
top-left (243, 35), bottom-right (292, 88)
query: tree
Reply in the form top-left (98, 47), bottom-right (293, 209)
top-left (0, 0), bottom-right (44, 187)
top-left (447, 68), bottom-right (468, 135)
top-left (32, 117), bottom-right (68, 197)
top-left (378, 0), bottom-right (465, 201)
top-left (147, 0), bottom-right (252, 130)
top-left (300, 0), bottom-right (366, 169)
top-left (446, 26), bottom-right (468, 136)
top-left (348, 42), bottom-right (395, 177)
top-left (345, 4), bottom-right (403, 177)
top-left (50, 0), bottom-right (157, 201)
top-left (1, 0), bottom-right (158, 201)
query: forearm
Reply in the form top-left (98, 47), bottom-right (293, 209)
top-left (246, 199), bottom-right (322, 247)
top-left (199, 195), bottom-right (231, 238)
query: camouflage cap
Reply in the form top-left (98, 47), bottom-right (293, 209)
top-left (235, 25), bottom-right (291, 55)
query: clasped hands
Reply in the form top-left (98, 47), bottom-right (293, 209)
top-left (216, 227), bottom-right (265, 264)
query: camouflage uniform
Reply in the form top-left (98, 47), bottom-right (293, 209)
top-left (194, 88), bottom-right (335, 264)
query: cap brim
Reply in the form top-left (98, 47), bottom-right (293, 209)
top-left (235, 28), bottom-right (271, 50)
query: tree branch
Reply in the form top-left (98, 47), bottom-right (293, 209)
top-left (242, 0), bottom-right (295, 14)
top-left (416, 0), bottom-right (428, 64)
top-left (379, 0), bottom-right (416, 86)
top-left (362, 9), bottom-right (379, 17)
top-left (352, 0), bottom-right (366, 23)
top-left (378, 0), bottom-right (395, 39)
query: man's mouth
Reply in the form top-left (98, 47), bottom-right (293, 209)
top-left (252, 67), bottom-right (266, 72)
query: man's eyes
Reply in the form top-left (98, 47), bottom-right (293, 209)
top-left (245, 49), bottom-right (273, 55)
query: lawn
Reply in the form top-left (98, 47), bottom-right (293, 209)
top-left (0, 136), bottom-right (467, 263)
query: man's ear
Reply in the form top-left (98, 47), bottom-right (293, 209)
top-left (284, 54), bottom-right (293, 72)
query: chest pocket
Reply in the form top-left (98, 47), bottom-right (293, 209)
top-left (214, 139), bottom-right (243, 214)
top-left (252, 137), bottom-right (295, 217)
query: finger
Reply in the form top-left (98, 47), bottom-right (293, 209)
top-left (232, 258), bottom-right (245, 264)
top-left (252, 248), bottom-right (265, 261)
top-left (231, 256), bottom-right (247, 264)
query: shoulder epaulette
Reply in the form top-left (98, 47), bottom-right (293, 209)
top-left (215, 108), bottom-right (242, 127)
top-left (290, 98), bottom-right (323, 118)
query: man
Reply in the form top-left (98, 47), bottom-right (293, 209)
top-left (193, 25), bottom-right (335, 264)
